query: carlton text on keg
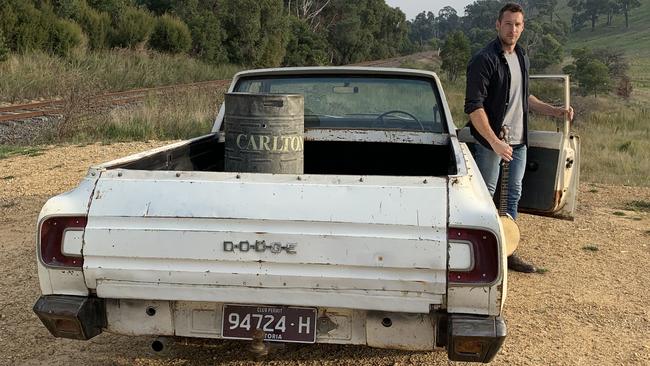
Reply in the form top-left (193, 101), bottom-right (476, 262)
top-left (224, 93), bottom-right (304, 174)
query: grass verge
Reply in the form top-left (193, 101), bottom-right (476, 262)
top-left (47, 86), bottom-right (226, 144)
top-left (0, 146), bottom-right (44, 159)
top-left (0, 49), bottom-right (242, 104)
top-left (624, 200), bottom-right (650, 213)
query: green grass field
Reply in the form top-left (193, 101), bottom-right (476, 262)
top-left (563, 0), bottom-right (650, 100)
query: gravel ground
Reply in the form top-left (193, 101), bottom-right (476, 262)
top-left (0, 117), bottom-right (61, 145)
top-left (1, 142), bottom-right (649, 366)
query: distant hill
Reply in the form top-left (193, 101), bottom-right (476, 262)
top-left (560, 0), bottom-right (650, 97)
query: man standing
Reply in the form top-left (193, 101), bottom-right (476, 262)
top-left (464, 3), bottom-right (574, 273)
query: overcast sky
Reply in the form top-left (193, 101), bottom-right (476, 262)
top-left (385, 0), bottom-right (475, 20)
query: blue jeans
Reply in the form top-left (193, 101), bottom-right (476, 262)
top-left (471, 143), bottom-right (527, 219)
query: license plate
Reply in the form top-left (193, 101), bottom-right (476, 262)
top-left (221, 304), bottom-right (317, 343)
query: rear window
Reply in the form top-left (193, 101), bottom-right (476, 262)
top-left (234, 75), bottom-right (446, 133)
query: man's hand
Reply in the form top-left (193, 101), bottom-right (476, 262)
top-left (529, 95), bottom-right (574, 121)
top-left (468, 108), bottom-right (513, 161)
top-left (555, 106), bottom-right (574, 121)
top-left (490, 139), bottom-right (513, 162)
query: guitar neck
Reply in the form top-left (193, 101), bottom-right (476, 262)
top-left (499, 161), bottom-right (509, 216)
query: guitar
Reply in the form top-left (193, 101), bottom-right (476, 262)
top-left (499, 126), bottom-right (520, 256)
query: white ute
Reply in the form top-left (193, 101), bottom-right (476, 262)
top-left (33, 67), bottom-right (580, 363)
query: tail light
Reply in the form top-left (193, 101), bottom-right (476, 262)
top-left (448, 227), bottom-right (500, 284)
top-left (39, 216), bottom-right (87, 269)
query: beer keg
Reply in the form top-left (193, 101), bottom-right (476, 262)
top-left (224, 93), bottom-right (304, 174)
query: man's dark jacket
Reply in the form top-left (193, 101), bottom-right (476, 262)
top-left (464, 37), bottom-right (530, 149)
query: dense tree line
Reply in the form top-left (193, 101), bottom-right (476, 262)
top-left (407, 0), bottom-right (569, 76)
top-left (406, 0), bottom-right (631, 97)
top-left (0, 0), bottom-right (411, 67)
top-left (0, 0), bottom-right (633, 98)
top-left (568, 0), bottom-right (641, 31)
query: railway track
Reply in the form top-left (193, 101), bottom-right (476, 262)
top-left (0, 79), bottom-right (231, 123)
top-left (0, 52), bottom-right (437, 123)
top-left (353, 51), bottom-right (437, 67)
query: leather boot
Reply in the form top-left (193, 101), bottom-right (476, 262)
top-left (507, 253), bottom-right (537, 273)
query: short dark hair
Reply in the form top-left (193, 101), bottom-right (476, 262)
top-left (498, 3), bottom-right (524, 21)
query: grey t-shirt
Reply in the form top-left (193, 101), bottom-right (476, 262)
top-left (503, 51), bottom-right (524, 144)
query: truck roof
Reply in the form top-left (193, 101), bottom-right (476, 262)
top-left (233, 66), bottom-right (440, 80)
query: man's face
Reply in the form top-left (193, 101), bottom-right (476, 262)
top-left (496, 11), bottom-right (524, 47)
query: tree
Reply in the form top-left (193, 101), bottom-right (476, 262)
top-left (617, 0), bottom-right (641, 28)
top-left (466, 27), bottom-right (494, 55)
top-left (532, 34), bottom-right (563, 71)
top-left (440, 31), bottom-right (470, 82)
top-left (531, 0), bottom-right (559, 22)
top-left (519, 20), bottom-right (564, 71)
top-left (408, 11), bottom-right (435, 47)
top-left (604, 1), bottom-right (620, 26)
top-left (328, 4), bottom-right (367, 64)
top-left (437, 6), bottom-right (459, 39)
top-left (568, 0), bottom-right (609, 31)
top-left (283, 16), bottom-right (328, 66)
top-left (564, 47), bottom-right (628, 97)
top-left (370, 3), bottom-right (409, 59)
top-left (593, 48), bottom-right (629, 77)
top-left (168, 0), bottom-right (227, 64)
top-left (284, 0), bottom-right (331, 32)
top-left (462, 0), bottom-right (503, 31)
top-left (256, 0), bottom-right (290, 67)
top-left (579, 59), bottom-right (610, 96)
top-left (220, 0), bottom-right (289, 67)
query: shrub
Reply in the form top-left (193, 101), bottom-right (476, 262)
top-left (109, 6), bottom-right (155, 48)
top-left (87, 0), bottom-right (130, 14)
top-left (0, 29), bottom-right (9, 61)
top-left (76, 4), bottom-right (111, 50)
top-left (52, 0), bottom-right (85, 19)
top-left (48, 19), bottom-right (84, 57)
top-left (11, 2), bottom-right (49, 53)
top-left (579, 60), bottom-right (611, 97)
top-left (616, 76), bottom-right (633, 99)
top-left (148, 14), bottom-right (191, 54)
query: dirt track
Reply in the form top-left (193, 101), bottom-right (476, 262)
top-left (1, 142), bottom-right (649, 366)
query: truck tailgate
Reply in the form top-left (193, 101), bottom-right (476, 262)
top-left (83, 170), bottom-right (448, 313)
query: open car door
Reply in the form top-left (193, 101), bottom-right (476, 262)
top-left (459, 75), bottom-right (580, 220)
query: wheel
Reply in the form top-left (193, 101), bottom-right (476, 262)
top-left (375, 110), bottom-right (424, 130)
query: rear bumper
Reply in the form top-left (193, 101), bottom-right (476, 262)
top-left (444, 315), bottom-right (507, 363)
top-left (33, 295), bottom-right (506, 363)
top-left (33, 295), bottom-right (106, 340)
